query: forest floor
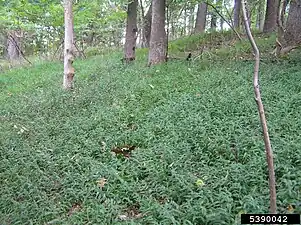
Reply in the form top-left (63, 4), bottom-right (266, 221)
top-left (1, 32), bottom-right (301, 224)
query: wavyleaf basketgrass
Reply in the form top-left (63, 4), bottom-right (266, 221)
top-left (1, 34), bottom-right (300, 224)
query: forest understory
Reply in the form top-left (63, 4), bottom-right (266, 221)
top-left (1, 32), bottom-right (301, 224)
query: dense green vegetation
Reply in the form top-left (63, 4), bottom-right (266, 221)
top-left (1, 34), bottom-right (300, 224)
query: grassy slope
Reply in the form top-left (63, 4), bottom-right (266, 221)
top-left (0, 33), bottom-right (301, 224)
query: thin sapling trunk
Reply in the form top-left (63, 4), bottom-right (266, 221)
top-left (241, 0), bottom-right (277, 214)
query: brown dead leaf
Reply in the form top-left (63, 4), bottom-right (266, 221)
top-left (111, 145), bottom-right (136, 158)
top-left (287, 204), bottom-right (295, 213)
top-left (97, 177), bottom-right (107, 188)
top-left (67, 203), bottom-right (82, 217)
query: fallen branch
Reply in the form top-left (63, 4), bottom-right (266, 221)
top-left (242, 0), bottom-right (277, 214)
top-left (205, 1), bottom-right (242, 41)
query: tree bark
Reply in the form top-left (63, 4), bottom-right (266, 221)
top-left (6, 31), bottom-right (21, 62)
top-left (220, 17), bottom-right (224, 31)
top-left (195, 3), bottom-right (207, 33)
top-left (263, 0), bottom-right (279, 33)
top-left (242, 0), bottom-right (277, 215)
top-left (143, 3), bottom-right (152, 48)
top-left (124, 0), bottom-right (138, 62)
top-left (148, 0), bottom-right (167, 66)
top-left (283, 0), bottom-right (301, 47)
top-left (63, 0), bottom-right (75, 90)
top-left (233, 0), bottom-right (241, 29)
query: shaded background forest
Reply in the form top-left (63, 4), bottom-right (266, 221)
top-left (1, 0), bottom-right (300, 67)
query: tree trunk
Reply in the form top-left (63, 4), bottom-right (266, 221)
top-left (137, 28), bottom-right (143, 47)
top-left (263, 0), bottom-right (278, 33)
top-left (241, 3), bottom-right (251, 28)
top-left (63, 0), bottom-right (75, 90)
top-left (220, 17), bottom-right (224, 31)
top-left (210, 12), bottom-right (217, 30)
top-left (283, 0), bottom-right (301, 46)
top-left (247, 5), bottom-right (251, 27)
top-left (124, 0), bottom-right (138, 62)
top-left (195, 3), bottom-right (207, 33)
top-left (189, 6), bottom-right (195, 34)
top-left (257, 0), bottom-right (265, 32)
top-left (143, 3), bottom-right (152, 48)
top-left (233, 0), bottom-right (241, 29)
top-left (183, 8), bottom-right (188, 35)
top-left (6, 31), bottom-right (21, 61)
top-left (148, 0), bottom-right (167, 66)
top-left (3, 35), bottom-right (7, 57)
top-left (171, 20), bottom-right (176, 39)
top-left (138, 0), bottom-right (145, 47)
top-left (280, 0), bottom-right (288, 26)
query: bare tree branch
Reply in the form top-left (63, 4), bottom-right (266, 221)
top-left (175, 3), bottom-right (188, 23)
top-left (74, 41), bottom-right (86, 59)
top-left (223, 3), bottom-right (235, 27)
top-left (241, 0), bottom-right (277, 215)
